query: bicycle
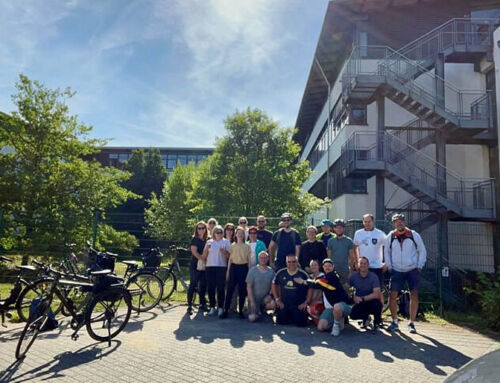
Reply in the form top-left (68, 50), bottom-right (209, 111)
top-left (156, 247), bottom-right (191, 301)
top-left (15, 264), bottom-right (132, 360)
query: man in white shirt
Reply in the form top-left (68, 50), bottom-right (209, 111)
top-left (353, 214), bottom-right (387, 311)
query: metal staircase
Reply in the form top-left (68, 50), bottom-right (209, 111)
top-left (385, 198), bottom-right (438, 233)
top-left (341, 131), bottom-right (496, 220)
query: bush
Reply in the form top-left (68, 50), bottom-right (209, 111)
top-left (464, 267), bottom-right (500, 331)
top-left (96, 224), bottom-right (139, 256)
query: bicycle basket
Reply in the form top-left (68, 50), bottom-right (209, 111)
top-left (92, 274), bottom-right (124, 296)
top-left (142, 249), bottom-right (162, 268)
top-left (96, 253), bottom-right (116, 272)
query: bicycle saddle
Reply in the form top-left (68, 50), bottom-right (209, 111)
top-left (89, 269), bottom-right (113, 276)
top-left (121, 260), bottom-right (137, 266)
top-left (15, 265), bottom-right (37, 272)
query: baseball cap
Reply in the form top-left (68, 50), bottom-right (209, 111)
top-left (322, 258), bottom-right (333, 265)
top-left (281, 212), bottom-right (292, 220)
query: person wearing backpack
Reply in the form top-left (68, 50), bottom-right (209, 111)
top-left (268, 212), bottom-right (301, 270)
top-left (384, 213), bottom-right (427, 334)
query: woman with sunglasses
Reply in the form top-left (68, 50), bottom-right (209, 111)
top-left (220, 226), bottom-right (251, 319)
top-left (207, 218), bottom-right (218, 238)
top-left (224, 223), bottom-right (236, 243)
top-left (202, 225), bottom-right (231, 317)
top-left (187, 221), bottom-right (208, 315)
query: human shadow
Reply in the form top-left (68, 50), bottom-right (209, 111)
top-left (6, 340), bottom-right (122, 383)
top-left (122, 310), bottom-right (158, 332)
top-left (174, 312), bottom-right (472, 376)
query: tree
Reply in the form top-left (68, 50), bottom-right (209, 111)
top-left (145, 162), bottom-right (198, 243)
top-left (0, 75), bottom-right (137, 255)
top-left (193, 108), bottom-right (326, 220)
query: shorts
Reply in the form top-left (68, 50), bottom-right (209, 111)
top-left (389, 269), bottom-right (420, 292)
top-left (369, 267), bottom-right (385, 288)
top-left (318, 302), bottom-right (351, 327)
top-left (307, 301), bottom-right (325, 325)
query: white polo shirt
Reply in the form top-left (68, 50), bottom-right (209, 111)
top-left (353, 228), bottom-right (386, 269)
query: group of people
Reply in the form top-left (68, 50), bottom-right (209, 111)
top-left (187, 211), bottom-right (427, 336)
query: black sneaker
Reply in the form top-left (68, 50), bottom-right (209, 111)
top-left (187, 306), bottom-right (193, 315)
top-left (238, 311), bottom-right (245, 319)
top-left (408, 322), bottom-right (417, 334)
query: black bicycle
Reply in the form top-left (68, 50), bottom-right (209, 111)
top-left (156, 247), bottom-right (191, 301)
top-left (16, 264), bottom-right (132, 360)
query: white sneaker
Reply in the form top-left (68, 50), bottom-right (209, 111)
top-left (331, 323), bottom-right (341, 336)
top-left (218, 308), bottom-right (224, 317)
top-left (339, 319), bottom-right (345, 331)
top-left (362, 318), bottom-right (372, 329)
top-left (208, 308), bottom-right (216, 316)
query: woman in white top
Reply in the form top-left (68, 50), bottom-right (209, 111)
top-left (202, 225), bottom-right (230, 316)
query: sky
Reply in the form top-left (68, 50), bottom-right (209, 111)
top-left (0, 0), bottom-right (329, 147)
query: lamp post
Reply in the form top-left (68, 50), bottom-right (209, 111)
top-left (314, 57), bottom-right (331, 219)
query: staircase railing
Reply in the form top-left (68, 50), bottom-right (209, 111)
top-left (398, 18), bottom-right (500, 65)
top-left (342, 45), bottom-right (491, 123)
top-left (388, 118), bottom-right (434, 148)
top-left (342, 131), bottom-right (496, 215)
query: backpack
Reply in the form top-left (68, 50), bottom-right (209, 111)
top-left (389, 230), bottom-right (418, 251)
top-left (398, 290), bottom-right (410, 318)
top-left (28, 298), bottom-right (59, 332)
top-left (142, 248), bottom-right (162, 268)
top-left (96, 253), bottom-right (116, 272)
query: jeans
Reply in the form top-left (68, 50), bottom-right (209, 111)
top-left (187, 268), bottom-right (206, 307)
top-left (350, 300), bottom-right (382, 325)
top-left (224, 264), bottom-right (248, 312)
top-left (206, 266), bottom-right (227, 308)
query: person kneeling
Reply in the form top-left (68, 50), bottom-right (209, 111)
top-left (246, 251), bottom-right (276, 322)
top-left (347, 257), bottom-right (383, 332)
top-left (294, 258), bottom-right (351, 336)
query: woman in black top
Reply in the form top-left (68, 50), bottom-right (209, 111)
top-left (187, 220), bottom-right (208, 315)
top-left (299, 225), bottom-right (327, 273)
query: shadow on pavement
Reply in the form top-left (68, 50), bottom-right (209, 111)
top-left (4, 340), bottom-right (122, 383)
top-left (174, 312), bottom-right (472, 376)
top-left (122, 310), bottom-right (158, 333)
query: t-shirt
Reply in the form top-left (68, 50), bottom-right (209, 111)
top-left (248, 240), bottom-right (266, 268)
top-left (317, 232), bottom-right (334, 249)
top-left (299, 240), bottom-right (326, 270)
top-left (348, 271), bottom-right (380, 297)
top-left (327, 235), bottom-right (354, 275)
top-left (246, 266), bottom-right (275, 301)
top-left (256, 229), bottom-right (273, 248)
top-left (189, 237), bottom-right (206, 270)
top-left (205, 238), bottom-right (231, 267)
top-left (353, 228), bottom-right (386, 269)
top-left (229, 242), bottom-right (251, 265)
top-left (271, 229), bottom-right (302, 269)
top-left (273, 268), bottom-right (308, 307)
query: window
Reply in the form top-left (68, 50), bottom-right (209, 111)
top-left (118, 153), bottom-right (129, 163)
top-left (178, 155), bottom-right (187, 165)
top-left (109, 153), bottom-right (118, 159)
top-left (188, 155), bottom-right (196, 163)
top-left (349, 106), bottom-right (367, 125)
top-left (168, 159), bottom-right (177, 169)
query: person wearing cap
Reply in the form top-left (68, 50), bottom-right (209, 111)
top-left (317, 219), bottom-right (334, 249)
top-left (255, 215), bottom-right (273, 249)
top-left (269, 212), bottom-right (301, 270)
top-left (294, 258), bottom-right (351, 335)
top-left (384, 213), bottom-right (427, 334)
top-left (327, 219), bottom-right (355, 286)
top-left (299, 225), bottom-right (326, 273)
top-left (248, 226), bottom-right (266, 268)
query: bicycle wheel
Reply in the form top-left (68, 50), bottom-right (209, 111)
top-left (16, 278), bottom-right (62, 322)
top-left (157, 268), bottom-right (176, 301)
top-left (60, 286), bottom-right (87, 317)
top-left (85, 288), bottom-right (132, 342)
top-left (127, 272), bottom-right (163, 312)
top-left (15, 293), bottom-right (53, 359)
top-left (382, 284), bottom-right (390, 313)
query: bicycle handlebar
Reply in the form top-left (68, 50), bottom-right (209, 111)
top-left (0, 255), bottom-right (13, 262)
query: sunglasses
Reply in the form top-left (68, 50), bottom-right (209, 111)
top-left (197, 227), bottom-right (206, 230)
top-left (214, 231), bottom-right (223, 235)
top-left (239, 222), bottom-right (247, 224)
top-left (226, 228), bottom-right (234, 231)
top-left (287, 260), bottom-right (297, 263)
top-left (282, 219), bottom-right (291, 222)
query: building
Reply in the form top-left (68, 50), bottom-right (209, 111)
top-left (93, 147), bottom-right (214, 175)
top-left (294, 0), bottom-right (500, 290)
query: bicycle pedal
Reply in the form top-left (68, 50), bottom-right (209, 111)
top-left (5, 312), bottom-right (12, 319)
top-left (71, 333), bottom-right (79, 341)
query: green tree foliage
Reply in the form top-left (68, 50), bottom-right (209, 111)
top-left (0, 75), bottom-right (136, 254)
top-left (145, 163), bottom-right (198, 243)
top-left (193, 108), bottom-right (325, 220)
top-left (96, 224), bottom-right (139, 256)
top-left (464, 268), bottom-right (500, 330)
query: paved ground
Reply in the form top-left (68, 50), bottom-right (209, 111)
top-left (0, 305), bottom-right (498, 383)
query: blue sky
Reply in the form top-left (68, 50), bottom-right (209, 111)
top-left (0, 0), bottom-right (329, 147)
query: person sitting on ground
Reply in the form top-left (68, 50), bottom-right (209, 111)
top-left (305, 259), bottom-right (325, 326)
top-left (299, 225), bottom-right (327, 273)
top-left (271, 254), bottom-right (309, 327)
top-left (294, 258), bottom-right (351, 335)
top-left (246, 251), bottom-right (276, 322)
top-left (317, 219), bottom-right (334, 249)
top-left (248, 226), bottom-right (266, 268)
top-left (221, 226), bottom-right (251, 319)
top-left (346, 257), bottom-right (383, 332)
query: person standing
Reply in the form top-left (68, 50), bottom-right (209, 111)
top-left (221, 227), bottom-right (251, 319)
top-left (256, 215), bottom-right (273, 249)
top-left (248, 226), bottom-right (266, 268)
top-left (238, 217), bottom-right (249, 241)
top-left (224, 222), bottom-right (235, 243)
top-left (327, 219), bottom-right (355, 285)
top-left (272, 255), bottom-right (309, 327)
top-left (268, 212), bottom-right (301, 270)
top-left (187, 221), bottom-right (208, 315)
top-left (316, 219), bottom-right (334, 249)
top-left (202, 225), bottom-right (231, 317)
top-left (353, 213), bottom-right (387, 308)
top-left (207, 218), bottom-right (218, 238)
top-left (299, 225), bottom-right (327, 273)
top-left (385, 213), bottom-right (427, 334)
top-left (246, 251), bottom-right (275, 322)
